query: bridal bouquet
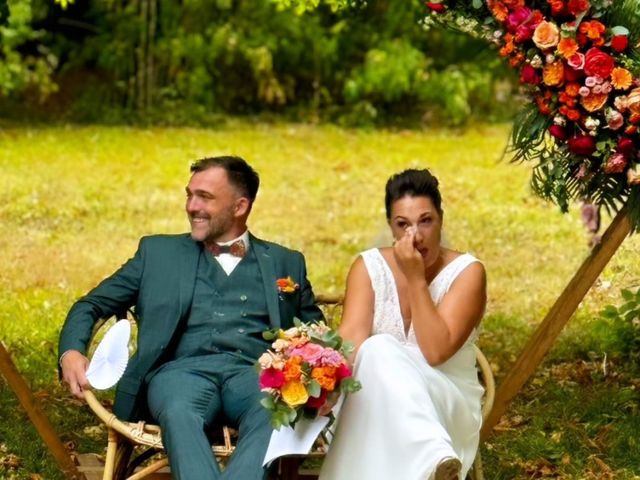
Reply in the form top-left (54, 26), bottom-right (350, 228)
top-left (257, 319), bottom-right (361, 429)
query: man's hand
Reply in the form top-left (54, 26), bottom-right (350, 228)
top-left (61, 350), bottom-right (90, 399)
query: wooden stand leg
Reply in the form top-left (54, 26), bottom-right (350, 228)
top-left (480, 208), bottom-right (631, 439)
top-left (0, 342), bottom-right (86, 480)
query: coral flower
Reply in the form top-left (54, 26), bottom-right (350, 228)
top-left (543, 61), bottom-right (565, 87)
top-left (283, 356), bottom-right (304, 381)
top-left (579, 20), bottom-right (606, 40)
top-left (611, 67), bottom-right (633, 91)
top-left (533, 21), bottom-right (560, 50)
top-left (581, 92), bottom-right (608, 112)
top-left (557, 38), bottom-right (579, 59)
top-left (311, 366), bottom-right (338, 392)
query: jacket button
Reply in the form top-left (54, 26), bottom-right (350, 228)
top-left (240, 295), bottom-right (247, 301)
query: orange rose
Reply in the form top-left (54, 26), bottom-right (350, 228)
top-left (311, 366), bottom-right (337, 392)
top-left (580, 92), bottom-right (608, 112)
top-left (283, 356), bottom-right (303, 381)
top-left (557, 38), bottom-right (579, 59)
top-left (543, 61), bottom-right (564, 87)
top-left (533, 21), bottom-right (560, 50)
top-left (611, 68), bottom-right (633, 91)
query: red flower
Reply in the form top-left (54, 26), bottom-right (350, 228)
top-left (520, 64), bottom-right (541, 85)
top-left (568, 134), bottom-right (596, 156)
top-left (583, 48), bottom-right (614, 78)
top-left (335, 363), bottom-right (353, 380)
top-left (549, 125), bottom-right (569, 141)
top-left (306, 390), bottom-right (328, 409)
top-left (567, 0), bottom-right (590, 15)
top-left (611, 35), bottom-right (629, 53)
top-left (425, 2), bottom-right (445, 12)
top-left (259, 368), bottom-right (285, 389)
top-left (618, 137), bottom-right (635, 156)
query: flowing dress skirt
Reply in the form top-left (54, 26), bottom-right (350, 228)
top-left (319, 334), bottom-right (483, 480)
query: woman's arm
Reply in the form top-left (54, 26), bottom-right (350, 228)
top-left (338, 256), bottom-right (375, 361)
top-left (394, 232), bottom-right (486, 366)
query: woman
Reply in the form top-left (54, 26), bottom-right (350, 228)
top-left (319, 169), bottom-right (486, 480)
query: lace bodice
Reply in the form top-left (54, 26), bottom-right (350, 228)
top-left (360, 248), bottom-right (480, 345)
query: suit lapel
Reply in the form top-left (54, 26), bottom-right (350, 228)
top-left (252, 234), bottom-right (281, 329)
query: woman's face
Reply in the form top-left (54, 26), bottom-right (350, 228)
top-left (389, 195), bottom-right (442, 267)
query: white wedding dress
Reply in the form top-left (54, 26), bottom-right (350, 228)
top-left (319, 249), bottom-right (484, 480)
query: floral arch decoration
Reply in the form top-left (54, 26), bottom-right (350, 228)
top-left (425, 0), bottom-right (640, 231)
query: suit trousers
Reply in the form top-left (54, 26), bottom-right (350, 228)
top-left (147, 353), bottom-right (272, 480)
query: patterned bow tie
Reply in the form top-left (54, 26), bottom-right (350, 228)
top-left (206, 239), bottom-right (246, 258)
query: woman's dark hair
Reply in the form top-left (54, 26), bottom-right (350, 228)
top-left (384, 168), bottom-right (443, 220)
top-left (190, 156), bottom-right (260, 203)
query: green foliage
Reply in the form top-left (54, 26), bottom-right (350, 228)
top-left (593, 287), bottom-right (640, 359)
top-left (2, 0), bottom-right (517, 125)
top-left (0, 0), bottom-right (57, 99)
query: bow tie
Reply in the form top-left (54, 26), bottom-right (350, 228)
top-left (206, 239), bottom-right (246, 258)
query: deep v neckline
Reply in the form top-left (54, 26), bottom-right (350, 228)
top-left (375, 249), bottom-right (467, 339)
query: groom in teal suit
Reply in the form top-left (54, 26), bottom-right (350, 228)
top-left (59, 156), bottom-right (324, 479)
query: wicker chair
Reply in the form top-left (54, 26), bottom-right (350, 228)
top-left (78, 295), bottom-right (494, 480)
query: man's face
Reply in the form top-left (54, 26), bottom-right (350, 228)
top-left (185, 167), bottom-right (240, 243)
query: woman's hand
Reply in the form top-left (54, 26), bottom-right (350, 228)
top-left (393, 227), bottom-right (425, 284)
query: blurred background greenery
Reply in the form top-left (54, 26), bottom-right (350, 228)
top-left (2, 1), bottom-right (640, 479)
top-left (1, 0), bottom-right (517, 127)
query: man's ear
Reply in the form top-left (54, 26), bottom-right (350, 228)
top-left (234, 197), bottom-right (251, 217)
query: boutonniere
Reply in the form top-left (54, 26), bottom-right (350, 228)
top-left (276, 276), bottom-right (299, 294)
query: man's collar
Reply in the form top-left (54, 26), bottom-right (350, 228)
top-left (216, 230), bottom-right (250, 249)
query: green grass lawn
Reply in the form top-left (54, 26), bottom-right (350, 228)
top-left (1, 120), bottom-right (639, 479)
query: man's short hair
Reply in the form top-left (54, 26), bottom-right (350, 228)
top-left (190, 156), bottom-right (260, 202)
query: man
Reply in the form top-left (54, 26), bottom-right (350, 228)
top-left (59, 156), bottom-right (324, 479)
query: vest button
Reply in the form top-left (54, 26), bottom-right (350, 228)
top-left (240, 295), bottom-right (247, 301)
top-left (237, 328), bottom-right (245, 333)
top-left (241, 312), bottom-right (247, 318)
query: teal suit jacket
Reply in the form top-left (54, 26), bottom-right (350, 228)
top-left (58, 233), bottom-right (323, 420)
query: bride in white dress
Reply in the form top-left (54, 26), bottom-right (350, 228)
top-left (319, 169), bottom-right (486, 480)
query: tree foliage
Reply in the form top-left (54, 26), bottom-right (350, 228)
top-left (1, 0), bottom-right (516, 125)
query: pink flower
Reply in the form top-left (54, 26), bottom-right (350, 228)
top-left (515, 24), bottom-right (534, 42)
top-left (579, 86), bottom-right (591, 97)
top-left (259, 368), bottom-right (285, 390)
top-left (317, 348), bottom-right (344, 366)
top-left (506, 7), bottom-right (532, 32)
top-left (604, 153), bottom-right (627, 174)
top-left (567, 52), bottom-right (585, 70)
top-left (289, 342), bottom-right (326, 366)
top-left (606, 110), bottom-right (624, 130)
